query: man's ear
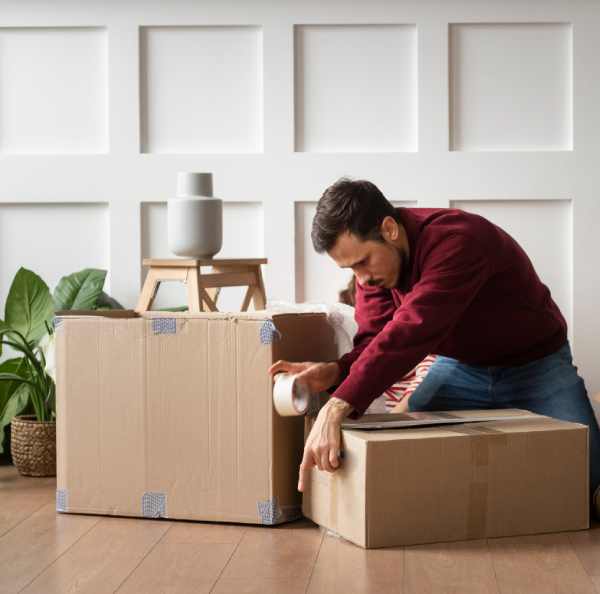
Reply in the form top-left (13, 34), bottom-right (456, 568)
top-left (380, 216), bottom-right (399, 242)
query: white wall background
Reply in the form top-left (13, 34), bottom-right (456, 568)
top-left (0, 0), bottom-right (598, 400)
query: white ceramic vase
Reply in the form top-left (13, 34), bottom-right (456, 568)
top-left (168, 172), bottom-right (223, 258)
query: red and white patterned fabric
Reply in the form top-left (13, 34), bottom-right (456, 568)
top-left (381, 354), bottom-right (437, 412)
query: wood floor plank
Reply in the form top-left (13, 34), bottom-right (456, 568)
top-left (403, 539), bottom-right (497, 594)
top-left (115, 521), bottom-right (247, 594)
top-left (211, 576), bottom-right (309, 593)
top-left (20, 516), bottom-right (170, 594)
top-left (489, 532), bottom-right (596, 594)
top-left (0, 502), bottom-right (99, 594)
top-left (116, 541), bottom-right (237, 594)
top-left (0, 466), bottom-right (56, 537)
top-left (218, 525), bottom-right (323, 582)
top-left (307, 532), bottom-right (404, 594)
top-left (161, 521), bottom-right (247, 545)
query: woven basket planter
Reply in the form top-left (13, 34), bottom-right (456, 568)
top-left (10, 415), bottom-right (56, 477)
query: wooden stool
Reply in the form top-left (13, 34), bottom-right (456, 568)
top-left (136, 258), bottom-right (268, 313)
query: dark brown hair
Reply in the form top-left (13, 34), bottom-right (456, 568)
top-left (311, 178), bottom-right (399, 253)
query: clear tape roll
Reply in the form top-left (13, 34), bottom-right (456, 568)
top-left (273, 373), bottom-right (311, 416)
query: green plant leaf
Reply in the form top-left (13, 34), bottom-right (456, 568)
top-left (0, 372), bottom-right (33, 383)
top-left (0, 357), bottom-right (26, 411)
top-left (5, 268), bottom-right (54, 346)
top-left (0, 358), bottom-right (29, 455)
top-left (53, 269), bottom-right (107, 311)
top-left (0, 383), bottom-right (30, 454)
top-left (96, 291), bottom-right (124, 310)
top-left (1, 327), bottom-right (47, 380)
top-left (0, 319), bottom-right (8, 357)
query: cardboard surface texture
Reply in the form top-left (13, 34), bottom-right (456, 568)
top-left (55, 310), bottom-right (338, 525)
top-left (303, 409), bottom-right (589, 548)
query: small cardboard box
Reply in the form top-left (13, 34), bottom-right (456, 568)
top-left (55, 309), bottom-right (337, 525)
top-left (303, 409), bottom-right (589, 548)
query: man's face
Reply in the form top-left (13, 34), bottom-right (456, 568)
top-left (329, 229), bottom-right (407, 290)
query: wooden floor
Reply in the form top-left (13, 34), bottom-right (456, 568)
top-left (2, 465), bottom-right (600, 594)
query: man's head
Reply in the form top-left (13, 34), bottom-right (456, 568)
top-left (311, 178), bottom-right (410, 290)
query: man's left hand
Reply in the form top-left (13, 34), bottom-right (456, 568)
top-left (298, 397), bottom-right (353, 492)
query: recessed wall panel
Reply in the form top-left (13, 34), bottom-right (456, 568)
top-left (450, 23), bottom-right (572, 151)
top-left (295, 25), bottom-right (417, 153)
top-left (0, 27), bottom-right (108, 154)
top-left (140, 26), bottom-right (263, 154)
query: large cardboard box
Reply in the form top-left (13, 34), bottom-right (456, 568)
top-left (303, 409), bottom-right (589, 548)
top-left (55, 310), bottom-right (337, 525)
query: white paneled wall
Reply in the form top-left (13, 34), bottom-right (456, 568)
top-left (449, 23), bottom-right (572, 151)
top-left (0, 1), bottom-right (598, 400)
top-left (140, 26), bottom-right (263, 153)
top-left (0, 27), bottom-right (108, 154)
top-left (294, 24), bottom-right (418, 152)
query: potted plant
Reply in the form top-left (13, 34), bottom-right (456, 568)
top-left (0, 267), bottom-right (123, 475)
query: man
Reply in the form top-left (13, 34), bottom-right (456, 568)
top-left (268, 178), bottom-right (600, 513)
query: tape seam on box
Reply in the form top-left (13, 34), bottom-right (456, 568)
top-left (465, 428), bottom-right (509, 539)
top-left (152, 318), bottom-right (177, 335)
top-left (56, 488), bottom-right (69, 512)
top-left (467, 435), bottom-right (488, 539)
top-left (142, 492), bottom-right (167, 517)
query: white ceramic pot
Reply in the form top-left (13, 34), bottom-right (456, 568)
top-left (168, 172), bottom-right (223, 258)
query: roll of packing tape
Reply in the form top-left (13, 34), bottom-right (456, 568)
top-left (273, 373), bottom-right (311, 416)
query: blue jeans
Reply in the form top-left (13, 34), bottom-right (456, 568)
top-left (408, 342), bottom-right (600, 501)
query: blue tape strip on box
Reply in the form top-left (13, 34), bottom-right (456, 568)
top-left (142, 492), bottom-right (167, 518)
top-left (152, 318), bottom-right (177, 335)
top-left (257, 497), bottom-right (301, 525)
top-left (257, 496), bottom-right (283, 524)
top-left (260, 320), bottom-right (281, 345)
top-left (56, 489), bottom-right (69, 512)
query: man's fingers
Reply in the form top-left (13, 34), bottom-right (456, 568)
top-left (320, 447), bottom-right (333, 473)
top-left (268, 360), bottom-right (291, 376)
top-left (268, 360), bottom-right (303, 376)
top-left (298, 452), bottom-right (315, 492)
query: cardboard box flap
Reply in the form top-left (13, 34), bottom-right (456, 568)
top-left (343, 410), bottom-right (587, 442)
top-left (343, 408), bottom-right (539, 429)
top-left (141, 310), bottom-right (328, 322)
top-left (55, 309), bottom-right (140, 319)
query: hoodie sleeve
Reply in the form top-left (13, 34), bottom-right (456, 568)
top-left (335, 278), bottom-right (396, 381)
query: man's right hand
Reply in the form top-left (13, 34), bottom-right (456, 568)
top-left (267, 360), bottom-right (341, 394)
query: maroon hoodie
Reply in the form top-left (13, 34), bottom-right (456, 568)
top-left (332, 207), bottom-right (567, 419)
